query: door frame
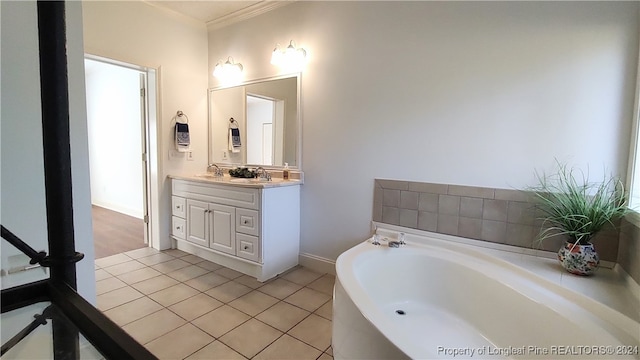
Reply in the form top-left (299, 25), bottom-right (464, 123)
top-left (83, 54), bottom-right (159, 249)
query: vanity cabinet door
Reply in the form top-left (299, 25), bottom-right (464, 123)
top-left (209, 203), bottom-right (236, 255)
top-left (186, 199), bottom-right (208, 247)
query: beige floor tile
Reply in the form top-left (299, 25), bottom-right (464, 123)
top-left (255, 301), bottom-right (310, 332)
top-left (307, 274), bottom-right (335, 295)
top-left (196, 260), bottom-right (224, 272)
top-left (95, 269), bottom-right (112, 281)
top-left (234, 274), bottom-right (265, 289)
top-left (130, 275), bottom-right (179, 295)
top-left (122, 309), bottom-right (186, 345)
top-left (95, 263), bottom-right (101, 270)
top-left (228, 290), bottom-right (278, 316)
top-left (117, 267), bottom-right (162, 284)
top-left (219, 319), bottom-right (282, 358)
top-left (103, 297), bottom-right (163, 326)
top-left (318, 352), bottom-right (333, 360)
top-left (215, 267), bottom-right (244, 280)
top-left (167, 264), bottom-right (210, 282)
top-left (284, 288), bottom-right (331, 312)
top-left (161, 248), bottom-right (191, 257)
top-left (151, 258), bottom-right (191, 273)
top-left (258, 278), bottom-right (302, 299)
top-left (288, 314), bottom-right (332, 351)
top-left (314, 300), bottom-right (332, 321)
top-left (184, 272), bottom-right (229, 292)
top-left (254, 334), bottom-right (322, 360)
top-left (124, 247), bottom-right (161, 259)
top-left (192, 305), bottom-right (250, 338)
top-left (325, 345), bottom-right (333, 355)
top-left (169, 293), bottom-right (223, 321)
top-left (180, 254), bottom-right (206, 264)
top-left (205, 281), bottom-right (252, 303)
top-left (148, 283), bottom-right (199, 307)
top-left (185, 340), bottom-right (246, 360)
top-left (136, 253), bottom-right (175, 266)
top-left (95, 253), bottom-right (132, 268)
top-left (96, 276), bottom-right (127, 295)
top-left (103, 260), bottom-right (147, 276)
top-left (281, 267), bottom-right (323, 286)
top-left (97, 286), bottom-right (144, 311)
top-left (145, 323), bottom-right (214, 360)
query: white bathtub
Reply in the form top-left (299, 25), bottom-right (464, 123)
top-left (333, 227), bottom-right (640, 359)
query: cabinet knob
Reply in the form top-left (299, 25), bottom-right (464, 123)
top-left (244, 246), bottom-right (249, 250)
top-left (243, 220), bottom-right (249, 224)
top-left (176, 226), bottom-right (181, 230)
top-left (176, 205), bottom-right (181, 209)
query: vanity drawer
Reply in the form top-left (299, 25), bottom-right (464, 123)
top-left (172, 196), bottom-right (186, 218)
top-left (236, 208), bottom-right (259, 236)
top-left (236, 233), bottom-right (259, 262)
top-left (172, 216), bottom-right (186, 240)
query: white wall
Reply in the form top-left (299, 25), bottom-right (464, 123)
top-left (85, 59), bottom-right (144, 219)
top-left (82, 1), bottom-right (209, 249)
top-left (211, 86), bottom-right (246, 164)
top-left (1, 1), bottom-right (96, 301)
top-left (208, 2), bottom-right (640, 260)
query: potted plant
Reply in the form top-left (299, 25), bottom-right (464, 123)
top-left (529, 162), bottom-right (630, 275)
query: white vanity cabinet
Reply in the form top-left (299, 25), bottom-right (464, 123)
top-left (171, 178), bottom-right (300, 282)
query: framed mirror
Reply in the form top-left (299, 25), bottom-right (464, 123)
top-left (208, 74), bottom-right (300, 168)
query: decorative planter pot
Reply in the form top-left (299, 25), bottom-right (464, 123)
top-left (557, 241), bottom-right (599, 276)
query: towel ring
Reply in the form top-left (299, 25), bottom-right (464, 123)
top-left (229, 117), bottom-right (239, 129)
top-left (176, 110), bottom-right (189, 124)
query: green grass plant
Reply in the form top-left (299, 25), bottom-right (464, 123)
top-left (529, 162), bottom-right (629, 246)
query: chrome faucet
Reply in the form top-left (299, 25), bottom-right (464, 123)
top-left (388, 233), bottom-right (406, 248)
top-left (254, 167), bottom-right (271, 181)
top-left (207, 163), bottom-right (223, 177)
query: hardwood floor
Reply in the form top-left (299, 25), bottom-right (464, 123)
top-left (92, 205), bottom-right (146, 259)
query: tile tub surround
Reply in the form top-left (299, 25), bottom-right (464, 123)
top-left (373, 179), bottom-right (621, 262)
top-left (96, 248), bottom-right (334, 360)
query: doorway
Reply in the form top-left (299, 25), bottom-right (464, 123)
top-left (84, 56), bottom-right (155, 258)
top-left (246, 94), bottom-right (285, 165)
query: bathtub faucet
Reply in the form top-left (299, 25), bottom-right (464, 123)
top-left (388, 233), bottom-right (406, 248)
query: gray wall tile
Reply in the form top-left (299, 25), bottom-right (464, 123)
top-left (399, 209), bottom-right (418, 228)
top-left (418, 193), bottom-right (438, 212)
top-left (438, 195), bottom-right (460, 216)
top-left (459, 197), bottom-right (483, 219)
top-left (505, 224), bottom-right (535, 247)
top-left (494, 188), bottom-right (532, 202)
top-left (418, 211), bottom-right (437, 232)
top-left (437, 214), bottom-right (459, 235)
top-left (449, 185), bottom-right (495, 199)
top-left (483, 199), bottom-right (508, 221)
top-left (372, 202), bottom-right (382, 222)
top-left (382, 206), bottom-right (399, 225)
top-left (377, 179), bottom-right (409, 190)
top-left (408, 182), bottom-right (448, 194)
top-left (458, 217), bottom-right (482, 239)
top-left (507, 201), bottom-right (535, 225)
top-left (382, 189), bottom-right (400, 207)
top-left (373, 186), bottom-right (383, 205)
top-left (481, 220), bottom-right (507, 243)
top-left (400, 191), bottom-right (419, 210)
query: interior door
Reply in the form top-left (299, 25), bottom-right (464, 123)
top-left (186, 199), bottom-right (208, 247)
top-left (209, 203), bottom-right (236, 255)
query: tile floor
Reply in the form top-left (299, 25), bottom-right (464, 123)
top-left (95, 247), bottom-right (334, 360)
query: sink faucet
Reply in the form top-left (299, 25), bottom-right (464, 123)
top-left (207, 163), bottom-right (223, 177)
top-left (254, 167), bottom-right (271, 181)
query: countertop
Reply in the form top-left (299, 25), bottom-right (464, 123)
top-left (169, 174), bottom-right (303, 189)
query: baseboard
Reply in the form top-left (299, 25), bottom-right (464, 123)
top-left (299, 252), bottom-right (336, 275)
top-left (92, 200), bottom-right (143, 219)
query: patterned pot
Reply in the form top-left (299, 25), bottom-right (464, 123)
top-left (557, 241), bottom-right (599, 276)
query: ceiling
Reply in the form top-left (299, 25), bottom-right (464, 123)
top-left (146, 1), bottom-right (270, 24)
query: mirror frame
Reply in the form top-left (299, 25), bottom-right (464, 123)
top-left (208, 73), bottom-right (302, 170)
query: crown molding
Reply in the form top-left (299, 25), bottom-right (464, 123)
top-left (207, 1), bottom-right (293, 31)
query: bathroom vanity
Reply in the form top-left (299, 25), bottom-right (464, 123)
top-left (169, 175), bottom-right (301, 281)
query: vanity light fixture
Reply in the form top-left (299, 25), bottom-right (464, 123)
top-left (270, 40), bottom-right (306, 69)
top-left (213, 56), bottom-right (244, 83)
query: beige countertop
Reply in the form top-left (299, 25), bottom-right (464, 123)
top-left (169, 174), bottom-right (303, 189)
